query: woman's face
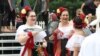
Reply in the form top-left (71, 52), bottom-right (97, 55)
top-left (60, 11), bottom-right (69, 22)
top-left (26, 11), bottom-right (36, 25)
top-left (94, 0), bottom-right (100, 6)
top-left (76, 9), bottom-right (83, 16)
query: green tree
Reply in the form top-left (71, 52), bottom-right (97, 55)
top-left (27, 0), bottom-right (84, 19)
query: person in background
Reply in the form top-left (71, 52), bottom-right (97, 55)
top-left (81, 0), bottom-right (100, 15)
top-left (7, 0), bottom-right (17, 31)
top-left (0, 0), bottom-right (16, 32)
top-left (15, 15), bottom-right (23, 29)
top-left (16, 10), bottom-right (48, 56)
top-left (75, 8), bottom-right (92, 36)
top-left (79, 4), bottom-right (100, 56)
top-left (66, 16), bottom-right (86, 56)
top-left (48, 12), bottom-right (59, 35)
top-left (81, 0), bottom-right (100, 33)
top-left (40, 0), bottom-right (49, 30)
top-left (81, 0), bottom-right (93, 10)
top-left (46, 11), bottom-right (59, 56)
top-left (85, 13), bottom-right (96, 33)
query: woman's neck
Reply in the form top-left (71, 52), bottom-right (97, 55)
top-left (26, 22), bottom-right (35, 26)
top-left (74, 28), bottom-right (82, 31)
top-left (74, 28), bottom-right (85, 36)
top-left (60, 21), bottom-right (69, 27)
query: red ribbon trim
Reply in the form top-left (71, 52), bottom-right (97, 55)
top-left (21, 32), bottom-right (34, 56)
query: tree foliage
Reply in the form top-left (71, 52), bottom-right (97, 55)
top-left (48, 0), bottom-right (84, 18)
top-left (28, 0), bottom-right (84, 18)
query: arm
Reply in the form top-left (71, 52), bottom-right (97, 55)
top-left (73, 46), bottom-right (80, 56)
top-left (42, 39), bottom-right (47, 48)
top-left (49, 35), bottom-right (54, 40)
top-left (48, 28), bottom-right (59, 41)
top-left (81, 3), bottom-right (85, 10)
top-left (17, 33), bottom-right (29, 45)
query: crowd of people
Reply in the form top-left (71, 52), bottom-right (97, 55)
top-left (15, 0), bottom-right (100, 56)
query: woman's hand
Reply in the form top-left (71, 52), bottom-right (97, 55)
top-left (42, 39), bottom-right (47, 48)
top-left (31, 32), bottom-right (38, 37)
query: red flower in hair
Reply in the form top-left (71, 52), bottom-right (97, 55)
top-left (24, 5), bottom-right (31, 11)
top-left (79, 14), bottom-right (87, 28)
top-left (20, 5), bottom-right (31, 19)
top-left (56, 7), bottom-right (67, 17)
top-left (79, 13), bottom-right (85, 21)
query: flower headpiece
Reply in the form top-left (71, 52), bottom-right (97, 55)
top-left (20, 5), bottom-right (32, 19)
top-left (56, 7), bottom-right (67, 17)
top-left (79, 13), bottom-right (87, 28)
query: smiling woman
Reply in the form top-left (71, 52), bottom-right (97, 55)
top-left (52, 7), bottom-right (74, 56)
top-left (16, 10), bottom-right (48, 56)
top-left (26, 11), bottom-right (37, 26)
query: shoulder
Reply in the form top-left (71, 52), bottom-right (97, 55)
top-left (72, 34), bottom-right (84, 38)
top-left (16, 25), bottom-right (28, 32)
top-left (69, 20), bottom-right (73, 25)
top-left (72, 33), bottom-right (85, 42)
top-left (75, 30), bottom-right (85, 36)
top-left (69, 20), bottom-right (74, 29)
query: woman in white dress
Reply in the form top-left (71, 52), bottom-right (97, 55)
top-left (15, 9), bottom-right (48, 56)
top-left (51, 7), bottom-right (74, 56)
top-left (66, 16), bottom-right (86, 56)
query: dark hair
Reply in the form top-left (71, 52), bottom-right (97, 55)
top-left (94, 0), bottom-right (100, 1)
top-left (21, 10), bottom-right (35, 24)
top-left (73, 16), bottom-right (83, 29)
top-left (26, 10), bottom-right (35, 16)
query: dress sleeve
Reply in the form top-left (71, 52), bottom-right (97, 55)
top-left (15, 25), bottom-right (27, 45)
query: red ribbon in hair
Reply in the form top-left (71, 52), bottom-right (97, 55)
top-left (24, 5), bottom-right (31, 11)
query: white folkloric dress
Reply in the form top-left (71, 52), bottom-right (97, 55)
top-left (15, 24), bottom-right (47, 56)
top-left (66, 34), bottom-right (85, 51)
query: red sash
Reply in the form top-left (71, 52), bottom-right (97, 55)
top-left (21, 32), bottom-right (34, 56)
top-left (43, 48), bottom-right (48, 56)
top-left (53, 29), bottom-right (74, 56)
top-left (21, 32), bottom-right (48, 56)
top-left (53, 29), bottom-right (61, 56)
